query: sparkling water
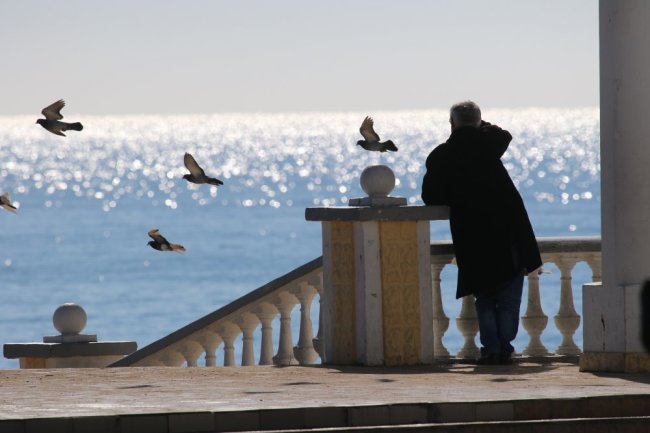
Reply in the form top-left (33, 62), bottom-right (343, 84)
top-left (0, 108), bottom-right (600, 368)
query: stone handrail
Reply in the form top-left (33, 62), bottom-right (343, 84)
top-left (113, 236), bottom-right (600, 367)
top-left (430, 236), bottom-right (601, 360)
top-left (111, 257), bottom-right (324, 367)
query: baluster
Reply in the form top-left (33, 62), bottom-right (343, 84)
top-left (553, 255), bottom-right (581, 355)
top-left (255, 303), bottom-right (278, 365)
top-left (179, 341), bottom-right (203, 367)
top-left (456, 296), bottom-right (480, 359)
top-left (431, 259), bottom-right (451, 359)
top-left (273, 291), bottom-right (299, 366)
top-left (311, 272), bottom-right (325, 360)
top-left (218, 323), bottom-right (240, 366)
top-left (159, 349), bottom-right (184, 367)
top-left (521, 270), bottom-right (550, 356)
top-left (292, 282), bottom-right (318, 365)
top-left (586, 253), bottom-right (602, 282)
top-left (198, 331), bottom-right (222, 367)
top-left (237, 313), bottom-right (260, 366)
top-left (313, 284), bottom-right (324, 359)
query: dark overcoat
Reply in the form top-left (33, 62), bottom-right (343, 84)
top-left (421, 122), bottom-right (542, 299)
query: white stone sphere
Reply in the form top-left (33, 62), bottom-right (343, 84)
top-left (53, 303), bottom-right (87, 335)
top-left (360, 165), bottom-right (395, 197)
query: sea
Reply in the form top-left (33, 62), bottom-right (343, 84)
top-left (0, 108), bottom-right (600, 368)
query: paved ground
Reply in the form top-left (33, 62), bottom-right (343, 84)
top-left (1, 361), bottom-right (650, 420)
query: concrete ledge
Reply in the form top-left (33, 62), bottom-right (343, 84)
top-left (580, 351), bottom-right (650, 373)
top-left (121, 414), bottom-right (168, 433)
top-left (258, 416), bottom-right (650, 433)
top-left (213, 410), bottom-right (259, 432)
top-left (169, 412), bottom-right (214, 433)
top-left (73, 416), bottom-right (120, 433)
top-left (3, 341), bottom-right (137, 359)
top-left (305, 205), bottom-right (450, 222)
top-left (348, 196), bottom-right (407, 207)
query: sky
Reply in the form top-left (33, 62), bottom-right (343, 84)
top-left (1, 1), bottom-right (598, 116)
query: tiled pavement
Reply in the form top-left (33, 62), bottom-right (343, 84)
top-left (1, 362), bottom-right (650, 432)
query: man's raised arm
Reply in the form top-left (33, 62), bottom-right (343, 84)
top-left (479, 120), bottom-right (512, 158)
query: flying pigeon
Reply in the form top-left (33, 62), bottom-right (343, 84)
top-left (36, 99), bottom-right (83, 137)
top-left (357, 116), bottom-right (398, 152)
top-left (0, 192), bottom-right (17, 213)
top-left (182, 153), bottom-right (223, 186)
top-left (147, 228), bottom-right (186, 253)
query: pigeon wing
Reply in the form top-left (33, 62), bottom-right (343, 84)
top-left (148, 228), bottom-right (170, 246)
top-left (207, 177), bottom-right (224, 186)
top-left (1, 192), bottom-right (17, 212)
top-left (359, 116), bottom-right (380, 142)
top-left (184, 153), bottom-right (206, 177)
top-left (41, 100), bottom-right (65, 120)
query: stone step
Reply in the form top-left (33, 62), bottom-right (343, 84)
top-left (253, 416), bottom-right (650, 433)
top-left (3, 365), bottom-right (650, 433)
top-left (3, 396), bottom-right (650, 433)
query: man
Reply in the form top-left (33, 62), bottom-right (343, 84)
top-left (421, 101), bottom-right (542, 365)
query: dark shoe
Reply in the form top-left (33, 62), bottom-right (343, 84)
top-left (476, 354), bottom-right (500, 365)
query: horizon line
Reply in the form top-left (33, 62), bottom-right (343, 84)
top-left (0, 105), bottom-right (600, 119)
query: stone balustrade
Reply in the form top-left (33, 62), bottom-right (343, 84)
top-left (112, 257), bottom-right (323, 367)
top-left (430, 236), bottom-right (601, 361)
top-left (112, 236), bottom-right (600, 367)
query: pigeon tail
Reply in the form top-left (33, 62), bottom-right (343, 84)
top-left (68, 122), bottom-right (83, 131)
top-left (383, 140), bottom-right (398, 152)
top-left (170, 243), bottom-right (186, 253)
top-left (207, 178), bottom-right (224, 186)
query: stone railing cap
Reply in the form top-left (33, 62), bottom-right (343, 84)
top-left (3, 341), bottom-right (137, 359)
top-left (306, 205), bottom-right (450, 222)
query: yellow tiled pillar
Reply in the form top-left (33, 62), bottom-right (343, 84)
top-left (309, 206), bottom-right (448, 366)
top-left (379, 221), bottom-right (423, 366)
top-left (322, 221), bottom-right (357, 364)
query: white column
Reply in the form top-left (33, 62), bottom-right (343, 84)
top-left (292, 282), bottom-right (319, 365)
top-left (159, 349), bottom-right (184, 367)
top-left (431, 259), bottom-right (451, 359)
top-left (218, 323), bottom-right (239, 367)
top-left (199, 331), bottom-right (221, 367)
top-left (586, 253), bottom-right (602, 282)
top-left (553, 256), bottom-right (581, 355)
top-left (236, 313), bottom-right (259, 366)
top-left (417, 221), bottom-right (434, 363)
top-left (320, 222), bottom-right (335, 363)
top-left (353, 221), bottom-right (384, 366)
top-left (255, 303), bottom-right (277, 366)
top-left (456, 296), bottom-right (480, 359)
top-left (583, 1), bottom-right (650, 371)
top-left (521, 270), bottom-right (550, 356)
top-left (273, 292), bottom-right (298, 366)
top-left (312, 274), bottom-right (325, 360)
top-left (179, 341), bottom-right (203, 367)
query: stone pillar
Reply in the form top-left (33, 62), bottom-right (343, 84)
top-left (306, 165), bottom-right (449, 366)
top-left (3, 303), bottom-right (137, 368)
top-left (581, 0), bottom-right (650, 372)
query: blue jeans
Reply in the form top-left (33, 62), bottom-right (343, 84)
top-left (474, 270), bottom-right (525, 357)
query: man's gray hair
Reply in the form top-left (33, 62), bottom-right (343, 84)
top-left (450, 101), bottom-right (481, 128)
